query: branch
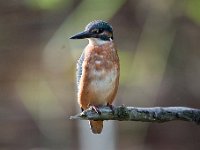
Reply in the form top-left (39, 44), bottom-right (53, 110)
top-left (70, 105), bottom-right (200, 125)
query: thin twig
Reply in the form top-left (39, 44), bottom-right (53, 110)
top-left (70, 105), bottom-right (200, 125)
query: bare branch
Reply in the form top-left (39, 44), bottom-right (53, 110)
top-left (70, 105), bottom-right (200, 124)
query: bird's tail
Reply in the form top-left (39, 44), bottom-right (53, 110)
top-left (89, 120), bottom-right (103, 134)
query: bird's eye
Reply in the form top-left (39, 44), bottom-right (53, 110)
top-left (92, 28), bottom-right (104, 34)
top-left (98, 28), bottom-right (103, 33)
top-left (92, 29), bottom-right (99, 34)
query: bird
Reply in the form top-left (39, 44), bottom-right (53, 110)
top-left (70, 20), bottom-right (120, 134)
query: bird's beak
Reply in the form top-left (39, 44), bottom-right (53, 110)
top-left (69, 30), bottom-right (92, 39)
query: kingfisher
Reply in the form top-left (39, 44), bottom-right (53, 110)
top-left (70, 20), bottom-right (120, 134)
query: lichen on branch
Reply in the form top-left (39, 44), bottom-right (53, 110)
top-left (70, 105), bottom-right (200, 125)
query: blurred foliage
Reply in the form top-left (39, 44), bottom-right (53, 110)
top-left (1, 0), bottom-right (200, 149)
top-left (24, 0), bottom-right (72, 10)
top-left (118, 51), bottom-right (134, 84)
top-left (186, 0), bottom-right (200, 24)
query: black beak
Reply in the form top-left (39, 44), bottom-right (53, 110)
top-left (69, 30), bottom-right (92, 39)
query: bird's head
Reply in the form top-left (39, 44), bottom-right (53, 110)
top-left (70, 20), bottom-right (113, 44)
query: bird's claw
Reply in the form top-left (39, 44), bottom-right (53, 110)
top-left (107, 103), bottom-right (114, 114)
top-left (90, 105), bottom-right (101, 115)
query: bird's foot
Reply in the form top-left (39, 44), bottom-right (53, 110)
top-left (107, 103), bottom-right (114, 114)
top-left (90, 105), bottom-right (101, 115)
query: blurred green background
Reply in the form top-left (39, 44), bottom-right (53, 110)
top-left (1, 0), bottom-right (200, 149)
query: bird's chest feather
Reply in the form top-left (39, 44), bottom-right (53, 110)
top-left (84, 44), bottom-right (119, 103)
top-left (89, 66), bottom-right (117, 103)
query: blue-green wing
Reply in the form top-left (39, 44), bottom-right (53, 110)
top-left (76, 51), bottom-right (85, 87)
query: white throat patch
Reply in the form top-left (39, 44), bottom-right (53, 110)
top-left (88, 38), bottom-right (112, 45)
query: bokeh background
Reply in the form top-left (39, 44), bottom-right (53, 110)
top-left (1, 0), bottom-right (200, 149)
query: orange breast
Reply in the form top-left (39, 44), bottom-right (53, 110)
top-left (78, 42), bottom-right (120, 110)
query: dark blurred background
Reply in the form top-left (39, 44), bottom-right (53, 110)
top-left (1, 0), bottom-right (200, 149)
